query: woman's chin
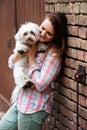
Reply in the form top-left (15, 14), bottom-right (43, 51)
top-left (39, 38), bottom-right (44, 42)
top-left (39, 38), bottom-right (48, 43)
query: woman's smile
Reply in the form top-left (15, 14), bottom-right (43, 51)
top-left (39, 19), bottom-right (54, 43)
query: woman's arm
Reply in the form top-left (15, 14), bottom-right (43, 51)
top-left (8, 52), bottom-right (26, 69)
top-left (28, 47), bottom-right (62, 92)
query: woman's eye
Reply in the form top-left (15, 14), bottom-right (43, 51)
top-left (41, 26), bottom-right (54, 37)
top-left (41, 27), bottom-right (45, 30)
top-left (47, 31), bottom-right (54, 37)
top-left (47, 32), bottom-right (52, 36)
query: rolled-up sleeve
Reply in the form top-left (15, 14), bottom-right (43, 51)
top-left (28, 52), bottom-right (62, 92)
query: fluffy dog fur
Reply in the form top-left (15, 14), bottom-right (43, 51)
top-left (11, 22), bottom-right (47, 103)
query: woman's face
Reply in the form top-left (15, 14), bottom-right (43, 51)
top-left (39, 18), bottom-right (54, 43)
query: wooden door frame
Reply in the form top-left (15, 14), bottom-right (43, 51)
top-left (0, 0), bottom-right (45, 112)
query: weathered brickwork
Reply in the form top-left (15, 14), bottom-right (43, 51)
top-left (44, 0), bottom-right (87, 130)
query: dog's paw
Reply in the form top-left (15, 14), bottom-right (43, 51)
top-left (17, 50), bottom-right (26, 55)
top-left (23, 81), bottom-right (35, 89)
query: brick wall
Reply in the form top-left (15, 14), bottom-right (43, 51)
top-left (44, 0), bottom-right (87, 130)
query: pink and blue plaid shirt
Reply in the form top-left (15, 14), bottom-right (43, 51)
top-left (8, 50), bottom-right (62, 114)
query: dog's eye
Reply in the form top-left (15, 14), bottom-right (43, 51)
top-left (24, 32), bottom-right (28, 36)
top-left (30, 31), bottom-right (35, 35)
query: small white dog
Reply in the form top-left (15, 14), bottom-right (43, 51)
top-left (11, 22), bottom-right (47, 103)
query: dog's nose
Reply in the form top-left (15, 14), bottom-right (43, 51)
top-left (28, 37), bottom-right (31, 40)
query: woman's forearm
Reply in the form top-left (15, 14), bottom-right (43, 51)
top-left (11, 53), bottom-right (24, 63)
top-left (8, 52), bottom-right (26, 69)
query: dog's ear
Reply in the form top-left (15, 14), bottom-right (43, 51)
top-left (14, 32), bottom-right (21, 41)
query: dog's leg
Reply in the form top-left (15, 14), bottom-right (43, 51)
top-left (23, 81), bottom-right (35, 89)
top-left (11, 85), bottom-right (22, 104)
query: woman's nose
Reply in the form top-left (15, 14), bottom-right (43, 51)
top-left (41, 30), bottom-right (47, 36)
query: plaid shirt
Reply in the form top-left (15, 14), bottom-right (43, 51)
top-left (8, 50), bottom-right (62, 114)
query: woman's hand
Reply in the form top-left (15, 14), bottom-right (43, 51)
top-left (28, 44), bottom-right (37, 67)
top-left (11, 52), bottom-right (26, 63)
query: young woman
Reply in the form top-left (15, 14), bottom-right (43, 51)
top-left (0, 12), bottom-right (68, 130)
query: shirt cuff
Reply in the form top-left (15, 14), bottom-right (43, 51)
top-left (28, 64), bottom-right (40, 78)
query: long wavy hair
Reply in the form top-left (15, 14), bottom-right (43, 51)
top-left (45, 12), bottom-right (68, 56)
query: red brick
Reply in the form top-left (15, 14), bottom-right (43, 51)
top-left (61, 105), bottom-right (77, 123)
top-left (61, 76), bottom-right (69, 88)
top-left (79, 95), bottom-right (86, 107)
top-left (45, 0), bottom-right (58, 3)
top-left (65, 58), bottom-right (76, 68)
top-left (79, 106), bottom-right (87, 119)
top-left (76, 50), bottom-right (85, 61)
top-left (73, 3), bottom-right (80, 14)
top-left (79, 27), bottom-right (87, 39)
top-left (80, 39), bottom-right (87, 50)
top-left (68, 37), bottom-right (80, 48)
top-left (85, 52), bottom-right (87, 62)
top-left (56, 121), bottom-right (61, 129)
top-left (80, 3), bottom-right (87, 14)
top-left (58, 113), bottom-right (68, 127)
top-left (79, 117), bottom-right (86, 129)
top-left (68, 121), bottom-right (77, 130)
top-left (66, 14), bottom-right (76, 25)
top-left (71, 26), bottom-right (79, 36)
top-left (77, 0), bottom-right (87, 1)
top-left (50, 116), bottom-right (56, 126)
top-left (57, 0), bottom-right (68, 2)
top-left (68, 79), bottom-right (77, 91)
top-left (76, 15), bottom-right (87, 26)
top-left (79, 84), bottom-right (87, 97)
top-left (67, 48), bottom-right (77, 58)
